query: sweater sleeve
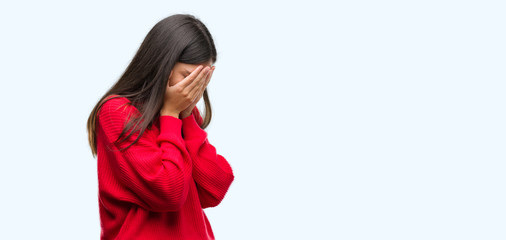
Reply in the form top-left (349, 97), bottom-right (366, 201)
top-left (97, 97), bottom-right (193, 212)
top-left (180, 107), bottom-right (235, 209)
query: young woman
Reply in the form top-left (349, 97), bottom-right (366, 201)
top-left (86, 14), bottom-right (235, 240)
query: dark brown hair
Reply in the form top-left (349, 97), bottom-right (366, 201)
top-left (86, 14), bottom-right (217, 157)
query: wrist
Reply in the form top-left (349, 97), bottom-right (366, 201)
top-left (181, 112), bottom-right (207, 141)
top-left (160, 110), bottom-right (179, 118)
top-left (180, 110), bottom-right (192, 119)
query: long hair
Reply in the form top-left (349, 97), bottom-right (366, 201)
top-left (86, 14), bottom-right (217, 157)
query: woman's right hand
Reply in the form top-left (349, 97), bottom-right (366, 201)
top-left (160, 65), bottom-right (211, 117)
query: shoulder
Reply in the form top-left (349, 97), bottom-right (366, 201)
top-left (102, 94), bottom-right (132, 109)
top-left (98, 95), bottom-right (137, 123)
top-left (102, 94), bottom-right (130, 107)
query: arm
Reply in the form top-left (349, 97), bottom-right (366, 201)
top-left (97, 97), bottom-right (193, 212)
top-left (181, 107), bottom-right (235, 209)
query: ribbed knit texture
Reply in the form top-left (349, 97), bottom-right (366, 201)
top-left (96, 95), bottom-right (235, 240)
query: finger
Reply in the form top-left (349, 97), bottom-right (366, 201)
top-left (194, 68), bottom-right (213, 100)
top-left (174, 65), bottom-right (204, 89)
top-left (188, 67), bottom-right (211, 99)
top-left (201, 68), bottom-right (213, 91)
top-left (195, 69), bottom-right (211, 99)
top-left (207, 67), bottom-right (214, 84)
top-left (188, 66), bottom-right (210, 93)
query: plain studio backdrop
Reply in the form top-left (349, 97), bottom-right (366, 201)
top-left (0, 1), bottom-right (504, 239)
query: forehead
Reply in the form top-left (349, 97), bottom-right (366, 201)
top-left (177, 61), bottom-right (213, 73)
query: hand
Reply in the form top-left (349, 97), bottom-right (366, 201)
top-left (160, 65), bottom-right (212, 117)
top-left (180, 66), bottom-right (215, 119)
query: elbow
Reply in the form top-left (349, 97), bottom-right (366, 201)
top-left (148, 179), bottom-right (191, 212)
top-left (224, 172), bottom-right (235, 190)
top-left (219, 172), bottom-right (234, 198)
top-left (203, 173), bottom-right (235, 209)
top-left (202, 198), bottom-right (221, 209)
top-left (156, 202), bottom-right (185, 213)
top-left (164, 195), bottom-right (188, 212)
top-left (149, 191), bottom-right (188, 212)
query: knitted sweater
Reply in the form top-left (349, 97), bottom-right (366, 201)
top-left (95, 95), bottom-right (235, 240)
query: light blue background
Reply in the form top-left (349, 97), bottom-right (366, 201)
top-left (1, 0), bottom-right (504, 239)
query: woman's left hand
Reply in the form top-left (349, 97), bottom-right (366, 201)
top-left (179, 66), bottom-right (215, 119)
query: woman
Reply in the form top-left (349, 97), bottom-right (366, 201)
top-left (86, 14), bottom-right (235, 240)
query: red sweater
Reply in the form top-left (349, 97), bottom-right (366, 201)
top-left (95, 95), bottom-right (235, 240)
